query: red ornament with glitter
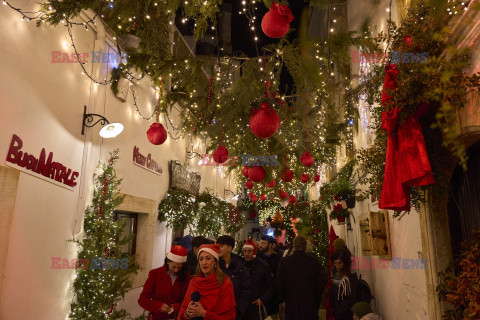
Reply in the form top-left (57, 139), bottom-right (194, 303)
top-left (213, 145), bottom-right (229, 164)
top-left (314, 174), bottom-right (320, 182)
top-left (260, 195), bottom-right (267, 201)
top-left (265, 179), bottom-right (276, 188)
top-left (300, 151), bottom-right (314, 167)
top-left (248, 166), bottom-right (266, 182)
top-left (280, 190), bottom-right (288, 199)
top-left (281, 168), bottom-right (294, 182)
top-left (246, 179), bottom-right (254, 189)
top-left (147, 123), bottom-right (167, 145)
top-left (300, 173), bottom-right (310, 183)
top-left (249, 101), bottom-right (280, 138)
top-left (261, 1), bottom-right (294, 38)
top-left (242, 166), bottom-right (250, 178)
top-left (289, 195), bottom-right (296, 204)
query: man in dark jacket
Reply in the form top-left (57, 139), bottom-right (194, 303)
top-left (257, 235), bottom-right (281, 278)
top-left (217, 235), bottom-right (252, 319)
top-left (277, 236), bottom-right (327, 320)
top-left (242, 239), bottom-right (275, 320)
top-left (186, 236), bottom-right (210, 275)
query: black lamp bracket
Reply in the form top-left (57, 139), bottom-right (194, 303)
top-left (81, 105), bottom-right (110, 135)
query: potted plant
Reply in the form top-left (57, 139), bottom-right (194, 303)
top-left (329, 203), bottom-right (350, 224)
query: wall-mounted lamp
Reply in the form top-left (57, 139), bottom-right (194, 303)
top-left (81, 105), bottom-right (124, 138)
top-left (186, 151), bottom-right (204, 165)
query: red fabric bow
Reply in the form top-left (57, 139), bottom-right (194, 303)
top-left (379, 64), bottom-right (434, 211)
top-left (271, 3), bottom-right (294, 22)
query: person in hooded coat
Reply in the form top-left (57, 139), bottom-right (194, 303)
top-left (178, 244), bottom-right (236, 320)
top-left (330, 248), bottom-right (360, 320)
top-left (139, 245), bottom-right (191, 320)
top-left (276, 236), bottom-right (327, 320)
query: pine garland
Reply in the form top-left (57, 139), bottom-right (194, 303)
top-left (69, 150), bottom-right (140, 320)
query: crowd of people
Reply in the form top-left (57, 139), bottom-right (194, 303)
top-left (138, 234), bottom-right (383, 320)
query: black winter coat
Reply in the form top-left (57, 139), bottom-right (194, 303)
top-left (257, 252), bottom-right (281, 278)
top-left (276, 252), bottom-right (327, 320)
top-left (186, 250), bottom-right (197, 275)
top-left (330, 273), bottom-right (360, 320)
top-left (242, 258), bottom-right (275, 320)
top-left (219, 253), bottom-right (253, 318)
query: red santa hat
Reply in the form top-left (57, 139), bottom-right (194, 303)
top-left (167, 245), bottom-right (188, 263)
top-left (243, 239), bottom-right (258, 255)
top-left (197, 244), bottom-right (220, 260)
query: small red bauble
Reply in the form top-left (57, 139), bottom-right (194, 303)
top-left (147, 123), bottom-right (167, 145)
top-left (249, 102), bottom-right (280, 138)
top-left (281, 168), bottom-right (294, 182)
top-left (246, 179), bottom-right (254, 189)
top-left (260, 195), bottom-right (267, 201)
top-left (280, 190), bottom-right (288, 199)
top-left (248, 166), bottom-right (266, 182)
top-left (301, 174), bottom-right (310, 183)
top-left (300, 151), bottom-right (314, 167)
top-left (248, 192), bottom-right (255, 199)
top-left (213, 145), bottom-right (229, 164)
top-left (314, 174), bottom-right (320, 182)
top-left (289, 195), bottom-right (296, 204)
top-left (261, 3), bottom-right (294, 38)
top-left (266, 179), bottom-right (276, 188)
top-left (242, 166), bottom-right (250, 178)
top-left (251, 195), bottom-right (258, 203)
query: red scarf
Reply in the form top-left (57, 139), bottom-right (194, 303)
top-left (184, 273), bottom-right (236, 316)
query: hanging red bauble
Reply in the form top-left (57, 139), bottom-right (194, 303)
top-left (281, 168), bottom-right (294, 182)
top-left (314, 174), bottom-right (320, 182)
top-left (242, 166), bottom-right (250, 178)
top-left (265, 179), bottom-right (276, 188)
top-left (249, 102), bottom-right (280, 138)
top-left (248, 192), bottom-right (255, 199)
top-left (261, 2), bottom-right (294, 38)
top-left (260, 195), bottom-right (267, 201)
top-left (289, 195), bottom-right (296, 204)
top-left (280, 190), bottom-right (288, 199)
top-left (245, 179), bottom-right (254, 189)
top-left (301, 174), bottom-right (310, 183)
top-left (147, 123), bottom-right (167, 145)
top-left (248, 166), bottom-right (266, 182)
top-left (213, 145), bottom-right (229, 164)
top-left (251, 195), bottom-right (258, 203)
top-left (300, 151), bottom-right (314, 167)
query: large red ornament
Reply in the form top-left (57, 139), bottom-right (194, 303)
top-left (260, 195), bottom-right (267, 201)
top-left (289, 195), bottom-right (296, 204)
top-left (242, 166), bottom-right (250, 178)
top-left (281, 168), bottom-right (293, 182)
top-left (314, 174), bottom-right (320, 182)
top-left (249, 102), bottom-right (280, 138)
top-left (280, 190), bottom-right (288, 199)
top-left (265, 179), bottom-right (276, 188)
top-left (300, 174), bottom-right (310, 183)
top-left (300, 151), bottom-right (314, 167)
top-left (213, 145), bottom-right (229, 164)
top-left (261, 2), bottom-right (294, 38)
top-left (147, 123), bottom-right (167, 145)
top-left (245, 179), bottom-right (254, 189)
top-left (248, 166), bottom-right (266, 182)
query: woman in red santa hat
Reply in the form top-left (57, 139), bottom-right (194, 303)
top-left (178, 243), bottom-right (236, 320)
top-left (139, 245), bottom-right (191, 320)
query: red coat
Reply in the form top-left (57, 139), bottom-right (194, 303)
top-left (139, 266), bottom-right (191, 320)
top-left (178, 273), bottom-right (236, 320)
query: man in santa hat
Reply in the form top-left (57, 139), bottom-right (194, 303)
top-left (242, 238), bottom-right (277, 320)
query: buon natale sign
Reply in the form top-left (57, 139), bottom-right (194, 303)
top-left (5, 134), bottom-right (79, 190)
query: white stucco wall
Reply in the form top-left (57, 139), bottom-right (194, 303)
top-left (0, 1), bottom-right (235, 319)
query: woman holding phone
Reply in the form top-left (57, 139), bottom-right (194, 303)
top-left (139, 245), bottom-right (191, 320)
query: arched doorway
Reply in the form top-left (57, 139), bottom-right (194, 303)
top-left (447, 140), bottom-right (480, 258)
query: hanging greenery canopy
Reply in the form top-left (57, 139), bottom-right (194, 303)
top-left (158, 188), bottom-right (244, 237)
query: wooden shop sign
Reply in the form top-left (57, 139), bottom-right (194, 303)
top-left (132, 146), bottom-right (163, 175)
top-left (5, 134), bottom-right (79, 190)
top-left (169, 160), bottom-right (201, 194)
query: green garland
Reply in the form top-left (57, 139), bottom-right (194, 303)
top-left (158, 188), bottom-right (244, 237)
